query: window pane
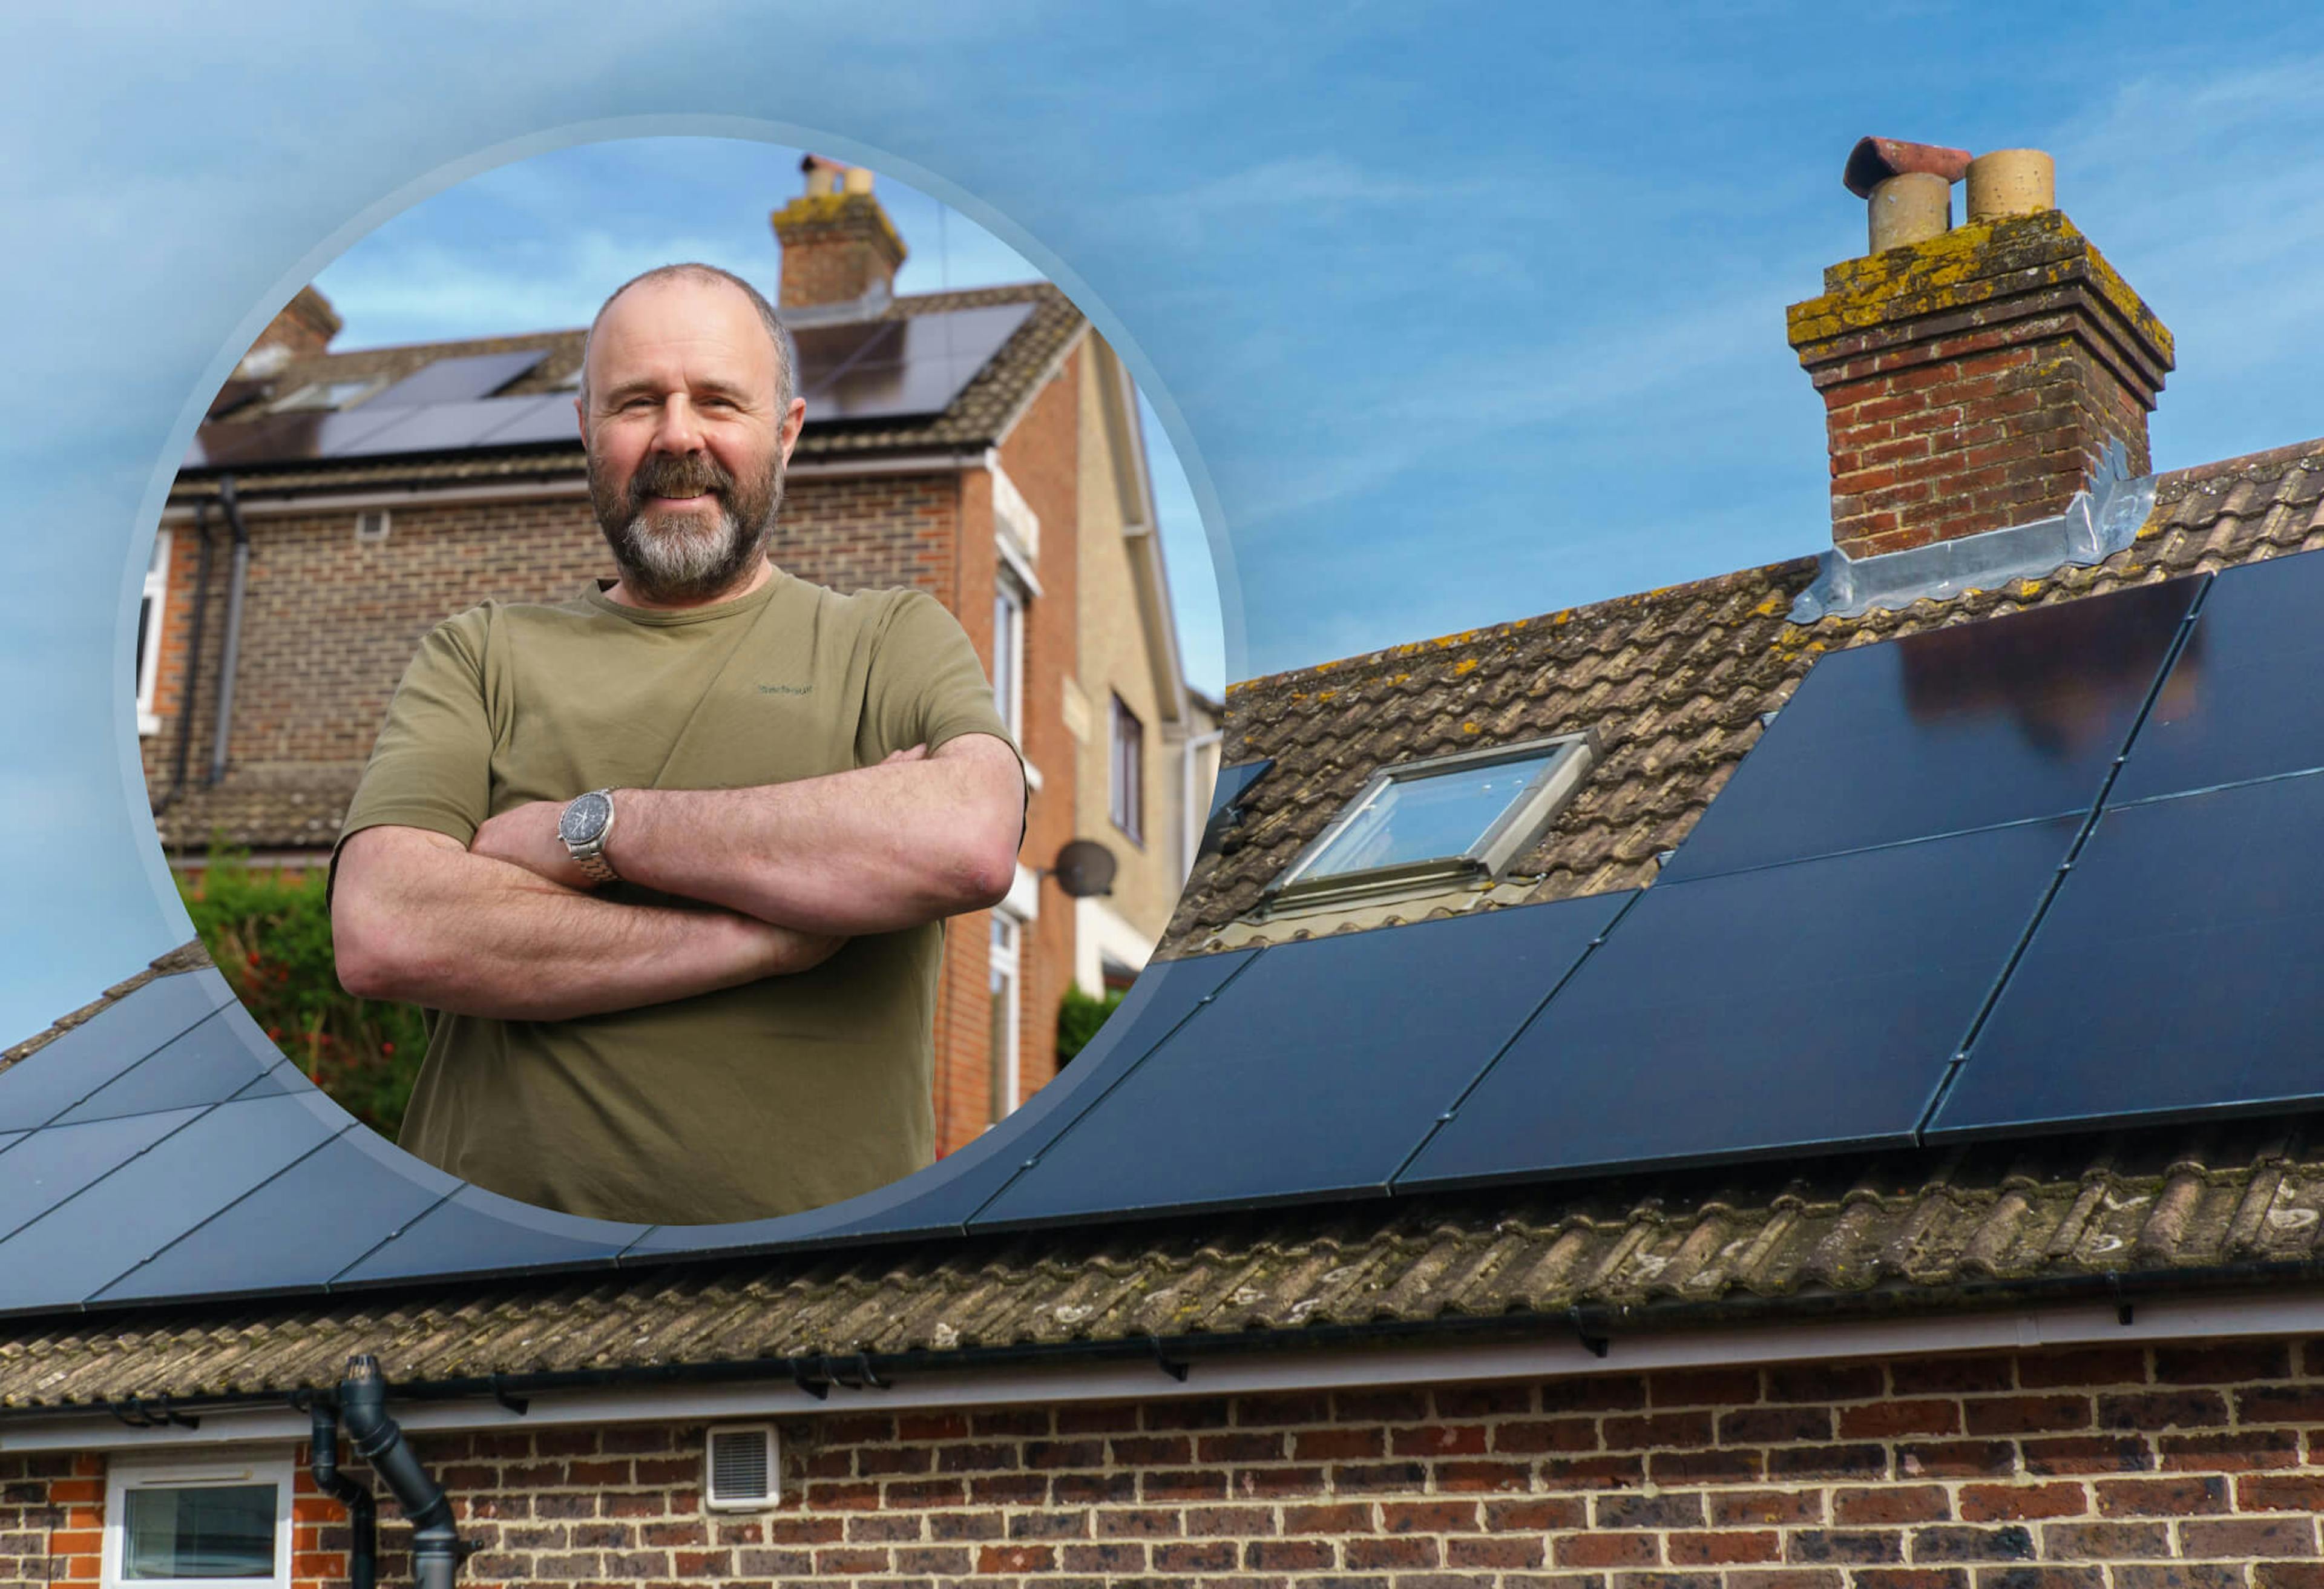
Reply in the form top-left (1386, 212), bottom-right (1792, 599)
top-left (123, 1485), bottom-right (275, 1579)
top-left (1304, 752), bottom-right (1560, 879)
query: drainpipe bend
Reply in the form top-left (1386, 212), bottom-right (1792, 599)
top-left (337, 1355), bottom-right (464, 1589)
top-left (308, 1398), bottom-right (377, 1589)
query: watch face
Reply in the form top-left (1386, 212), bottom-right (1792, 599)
top-left (559, 791), bottom-right (612, 845)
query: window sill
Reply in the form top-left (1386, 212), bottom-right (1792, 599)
top-left (137, 712), bottom-right (161, 737)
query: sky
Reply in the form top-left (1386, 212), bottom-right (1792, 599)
top-left (4, 1), bottom-right (2323, 1039)
top-left (303, 139), bottom-right (1229, 700)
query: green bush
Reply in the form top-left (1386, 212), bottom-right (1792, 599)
top-left (177, 846), bottom-right (426, 1139)
top-left (1055, 984), bottom-right (1126, 1067)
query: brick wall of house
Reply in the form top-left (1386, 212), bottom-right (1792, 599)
top-left (22, 1336), bottom-right (2324, 1589)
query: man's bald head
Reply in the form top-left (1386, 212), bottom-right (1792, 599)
top-left (579, 263), bottom-right (796, 412)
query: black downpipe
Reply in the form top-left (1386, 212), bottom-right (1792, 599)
top-left (206, 474), bottom-right (252, 788)
top-left (153, 502), bottom-right (216, 817)
top-left (338, 1355), bottom-right (465, 1589)
top-left (309, 1398), bottom-right (378, 1589)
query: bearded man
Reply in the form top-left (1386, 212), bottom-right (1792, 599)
top-left (329, 263), bottom-right (1026, 1226)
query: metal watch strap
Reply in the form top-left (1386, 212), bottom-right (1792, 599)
top-left (565, 788), bottom-right (620, 884)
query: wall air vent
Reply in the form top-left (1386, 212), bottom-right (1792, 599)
top-left (354, 510), bottom-right (391, 545)
top-left (704, 1424), bottom-right (778, 1511)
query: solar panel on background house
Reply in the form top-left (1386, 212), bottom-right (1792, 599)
top-left (326, 397), bottom-right (549, 458)
top-left (182, 409), bottom-right (412, 470)
top-left (2109, 549), bottom-right (2324, 803)
top-left (973, 896), bottom-right (1630, 1230)
top-left (0, 969), bottom-right (235, 1131)
top-left (619, 947), bottom-right (1261, 1258)
top-left (1399, 817), bottom-right (2083, 1191)
top-left (364, 350), bottom-right (547, 408)
top-left (468, 392), bottom-right (586, 447)
top-left (1929, 772), bottom-right (2324, 1140)
top-left (0, 1091), bottom-right (354, 1312)
top-left (809, 303), bottom-right (1034, 423)
top-left (1658, 576), bottom-right (2201, 883)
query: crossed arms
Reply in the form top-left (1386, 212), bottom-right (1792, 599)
top-left (331, 734), bottom-right (1025, 1022)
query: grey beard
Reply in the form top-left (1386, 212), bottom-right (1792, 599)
top-left (590, 449), bottom-right (786, 604)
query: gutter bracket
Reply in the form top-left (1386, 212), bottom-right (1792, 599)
top-left (824, 1352), bottom-right (888, 1392)
top-left (787, 1358), bottom-right (831, 1401)
top-left (1567, 1307), bottom-right (1610, 1360)
top-left (488, 1375), bottom-right (529, 1417)
top-left (1791, 439), bottom-right (2155, 623)
top-left (109, 1395), bottom-right (200, 1431)
top-left (1147, 1336), bottom-right (1191, 1383)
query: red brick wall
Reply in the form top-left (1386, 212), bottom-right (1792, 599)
top-left (1816, 335), bottom-right (2155, 560)
top-left (24, 1336), bottom-right (2324, 1589)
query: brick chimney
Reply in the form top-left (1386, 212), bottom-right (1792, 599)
top-left (235, 285), bottom-right (341, 375)
top-left (1786, 145), bottom-right (2174, 561)
top-left (769, 155), bottom-right (907, 311)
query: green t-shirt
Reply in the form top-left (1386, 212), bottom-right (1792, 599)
top-left (332, 570), bottom-right (1016, 1226)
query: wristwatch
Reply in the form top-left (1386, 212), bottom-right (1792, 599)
top-left (558, 788), bottom-right (620, 884)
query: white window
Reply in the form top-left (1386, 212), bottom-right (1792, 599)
top-left (992, 570), bottom-right (1027, 746)
top-left (1268, 731), bottom-right (1600, 910)
top-left (103, 1450), bottom-right (294, 1589)
top-left (1110, 694), bottom-right (1143, 844)
top-left (136, 529), bottom-right (171, 736)
top-left (987, 910), bottom-right (1023, 1124)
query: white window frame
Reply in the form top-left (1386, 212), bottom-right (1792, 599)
top-left (136, 529), bottom-right (172, 737)
top-left (987, 909), bottom-right (1025, 1124)
top-left (993, 568), bottom-right (1028, 749)
top-left (1110, 694), bottom-right (1144, 846)
top-left (988, 453), bottom-right (1041, 561)
top-left (102, 1447), bottom-right (295, 1589)
top-left (1264, 729), bottom-right (1601, 912)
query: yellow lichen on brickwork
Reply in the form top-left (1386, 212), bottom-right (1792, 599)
top-left (768, 192), bottom-right (909, 261)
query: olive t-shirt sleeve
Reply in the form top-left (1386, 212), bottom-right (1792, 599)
top-left (328, 607), bottom-right (496, 901)
top-left (863, 590), bottom-right (1019, 761)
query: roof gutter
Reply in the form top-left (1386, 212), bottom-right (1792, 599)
top-left (205, 475), bottom-right (252, 789)
top-left (12, 1261), bottom-right (2324, 1452)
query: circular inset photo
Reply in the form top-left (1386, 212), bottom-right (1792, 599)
top-left (134, 136), bottom-right (1227, 1230)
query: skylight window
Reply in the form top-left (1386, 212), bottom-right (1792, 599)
top-left (1266, 732), bottom-right (1597, 910)
top-left (268, 377), bottom-right (384, 413)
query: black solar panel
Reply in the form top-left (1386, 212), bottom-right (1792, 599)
top-left (0, 970), bottom-right (235, 1131)
top-left (367, 350), bottom-right (547, 408)
top-left (974, 900), bottom-right (1628, 1228)
top-left (1660, 577), bottom-right (2199, 882)
top-left (94, 1126), bottom-right (456, 1306)
top-left (2110, 551), bottom-right (2324, 803)
top-left (619, 947), bottom-right (1260, 1257)
top-left (331, 1182), bottom-right (645, 1287)
top-left (328, 398), bottom-right (547, 458)
top-left (0, 1108), bottom-right (205, 1243)
top-left (800, 303), bottom-right (1032, 423)
top-left (1399, 818), bottom-right (2082, 1191)
top-left (1929, 774), bottom-right (2324, 1140)
top-left (468, 393), bottom-right (580, 447)
top-left (790, 320), bottom-right (900, 396)
top-left (50, 1008), bottom-right (282, 1125)
top-left (0, 1093), bottom-right (350, 1312)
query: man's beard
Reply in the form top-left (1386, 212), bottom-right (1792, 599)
top-left (588, 446), bottom-right (784, 604)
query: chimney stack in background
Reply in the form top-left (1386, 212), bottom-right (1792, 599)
top-left (1788, 141), bottom-right (2173, 561)
top-left (234, 285), bottom-right (341, 376)
top-left (771, 154), bottom-right (908, 312)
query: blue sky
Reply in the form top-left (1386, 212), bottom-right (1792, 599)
top-left (304, 139), bottom-right (1230, 700)
top-left (4, 2), bottom-right (2323, 1038)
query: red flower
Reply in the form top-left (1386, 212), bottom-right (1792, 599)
top-left (381, 1042), bottom-right (395, 1055)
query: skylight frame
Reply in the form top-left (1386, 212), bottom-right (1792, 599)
top-left (1263, 729), bottom-right (1599, 911)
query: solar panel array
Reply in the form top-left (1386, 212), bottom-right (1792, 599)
top-left (14, 551), bottom-right (2323, 1317)
top-left (182, 303), bottom-right (1036, 470)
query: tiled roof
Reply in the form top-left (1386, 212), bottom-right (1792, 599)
top-left (2, 1094), bottom-right (2320, 1413)
top-left (1161, 436), bottom-right (2324, 954)
top-left (149, 768), bottom-right (360, 855)
top-left (169, 283), bottom-right (1083, 498)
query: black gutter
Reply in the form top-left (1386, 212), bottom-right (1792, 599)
top-left (151, 502), bottom-right (215, 818)
top-left (336, 1355), bottom-right (465, 1589)
top-left (307, 1396), bottom-right (376, 1589)
top-left (206, 475), bottom-right (251, 789)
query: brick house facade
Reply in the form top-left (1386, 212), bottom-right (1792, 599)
top-left (139, 160), bottom-right (1209, 1151)
top-left (16, 144), bottom-right (2324, 1589)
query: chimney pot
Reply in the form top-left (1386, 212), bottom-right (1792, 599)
top-left (1966, 148), bottom-right (2056, 221)
top-left (771, 162), bottom-right (908, 311)
top-left (842, 166), bottom-right (875, 196)
top-left (1866, 171), bottom-right (1952, 253)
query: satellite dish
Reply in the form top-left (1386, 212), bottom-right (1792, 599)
top-left (1050, 839), bottom-right (1117, 898)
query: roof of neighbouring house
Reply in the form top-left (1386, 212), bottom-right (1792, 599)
top-left (168, 281), bottom-right (1084, 499)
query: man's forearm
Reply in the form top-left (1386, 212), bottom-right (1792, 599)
top-left (333, 827), bottom-right (841, 1021)
top-left (609, 738), bottom-right (1023, 936)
